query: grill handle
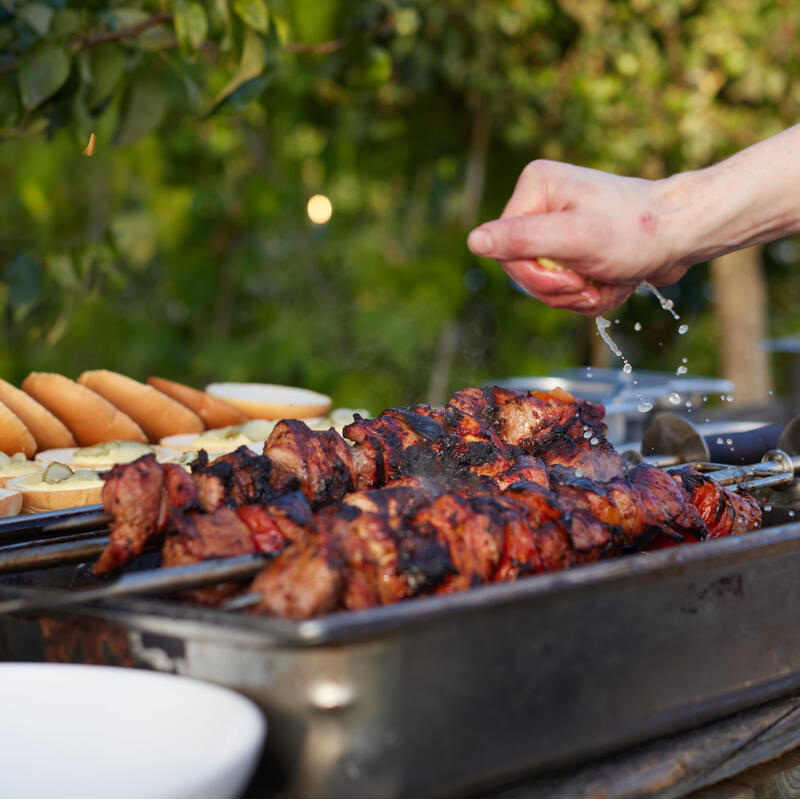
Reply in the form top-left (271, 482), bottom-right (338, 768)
top-left (640, 414), bottom-right (797, 467)
top-left (705, 423), bottom-right (786, 465)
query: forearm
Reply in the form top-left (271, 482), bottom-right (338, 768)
top-left (659, 124), bottom-right (800, 265)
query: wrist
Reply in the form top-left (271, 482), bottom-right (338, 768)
top-left (654, 128), bottom-right (800, 265)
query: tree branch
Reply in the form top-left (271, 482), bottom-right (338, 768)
top-left (0, 11), bottom-right (396, 77)
top-left (0, 12), bottom-right (173, 77)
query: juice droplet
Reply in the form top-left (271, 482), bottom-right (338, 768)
top-left (678, 324), bottom-right (689, 335)
top-left (622, 362), bottom-right (632, 374)
top-left (574, 468), bottom-right (584, 478)
top-left (639, 281), bottom-right (680, 320)
top-left (583, 430), bottom-right (592, 439)
top-left (676, 365), bottom-right (687, 375)
top-left (590, 437), bottom-right (599, 445)
top-left (637, 401), bottom-right (654, 413)
top-left (595, 316), bottom-right (623, 358)
top-left (726, 394), bottom-right (735, 402)
top-left (668, 392), bottom-right (681, 405)
top-left (682, 357), bottom-right (688, 363)
top-left (685, 400), bottom-right (693, 409)
top-left (634, 322), bottom-right (642, 332)
top-left (764, 504), bottom-right (772, 512)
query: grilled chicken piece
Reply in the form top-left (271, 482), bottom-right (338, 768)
top-left (501, 483), bottom-right (576, 571)
top-left (343, 408), bottom-right (444, 482)
top-left (550, 462), bottom-right (707, 549)
top-left (543, 435), bottom-right (624, 482)
top-left (235, 491), bottom-right (314, 552)
top-left (410, 494), bottom-right (506, 594)
top-left (192, 446), bottom-right (274, 511)
top-left (163, 506), bottom-right (255, 564)
top-left (94, 455), bottom-right (166, 575)
top-left (488, 386), bottom-right (606, 452)
top-left (265, 420), bottom-right (356, 506)
top-left (671, 467), bottom-right (763, 538)
top-left (247, 533), bottom-right (345, 619)
top-left (482, 455), bottom-right (550, 491)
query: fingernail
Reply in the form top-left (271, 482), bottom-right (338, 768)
top-left (467, 229), bottom-right (492, 255)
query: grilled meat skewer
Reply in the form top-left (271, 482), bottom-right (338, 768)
top-left (90, 385), bottom-right (763, 619)
top-left (96, 384), bottom-right (593, 574)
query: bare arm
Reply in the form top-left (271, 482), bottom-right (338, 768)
top-left (467, 125), bottom-right (800, 315)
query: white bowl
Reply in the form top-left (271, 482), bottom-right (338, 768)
top-left (0, 663), bottom-right (266, 798)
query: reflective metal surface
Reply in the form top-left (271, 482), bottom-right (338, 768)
top-left (3, 522), bottom-right (800, 796)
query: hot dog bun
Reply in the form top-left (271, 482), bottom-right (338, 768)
top-left (0, 401), bottom-right (37, 458)
top-left (0, 377), bottom-right (77, 450)
top-left (0, 487), bottom-right (22, 517)
top-left (7, 470), bottom-right (102, 513)
top-left (77, 370), bottom-right (204, 442)
top-left (22, 372), bottom-right (148, 446)
top-left (205, 382), bottom-right (332, 420)
top-left (147, 376), bottom-right (248, 428)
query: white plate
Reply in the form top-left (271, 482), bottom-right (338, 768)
top-left (0, 663), bottom-right (266, 798)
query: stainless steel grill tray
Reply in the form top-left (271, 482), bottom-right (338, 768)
top-left (3, 518), bottom-right (800, 796)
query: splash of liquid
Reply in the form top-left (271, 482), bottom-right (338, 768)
top-left (595, 316), bottom-right (623, 358)
top-left (595, 315), bottom-right (651, 413)
top-left (639, 281), bottom-right (680, 320)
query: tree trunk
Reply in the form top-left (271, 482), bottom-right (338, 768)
top-left (710, 246), bottom-right (772, 406)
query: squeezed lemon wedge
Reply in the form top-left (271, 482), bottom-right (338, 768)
top-left (536, 257), bottom-right (569, 271)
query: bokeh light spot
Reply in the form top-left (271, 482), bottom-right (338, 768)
top-left (307, 194), bottom-right (332, 224)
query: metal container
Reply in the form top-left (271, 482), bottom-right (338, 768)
top-left (3, 518), bottom-right (800, 796)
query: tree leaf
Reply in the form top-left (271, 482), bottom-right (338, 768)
top-left (18, 2), bottom-right (53, 36)
top-left (18, 43), bottom-right (71, 111)
top-left (6, 253), bottom-right (43, 324)
top-left (112, 72), bottom-right (168, 147)
top-left (51, 9), bottom-right (83, 37)
top-left (88, 43), bottom-right (126, 108)
top-left (233, 0), bottom-right (269, 33)
top-left (174, 0), bottom-right (209, 53)
top-left (0, 77), bottom-right (19, 129)
top-left (209, 27), bottom-right (266, 112)
top-left (210, 0), bottom-right (234, 51)
top-left (47, 254), bottom-right (82, 292)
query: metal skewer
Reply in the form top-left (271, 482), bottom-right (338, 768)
top-left (670, 449), bottom-right (800, 493)
top-left (0, 504), bottom-right (111, 546)
top-left (0, 552), bottom-right (272, 615)
top-left (0, 535), bottom-right (110, 573)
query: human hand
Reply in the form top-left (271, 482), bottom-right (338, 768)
top-left (467, 160), bottom-right (692, 316)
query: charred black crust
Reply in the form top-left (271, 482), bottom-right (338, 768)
top-left (673, 467), bottom-right (709, 492)
top-left (270, 491), bottom-right (314, 525)
top-left (192, 446), bottom-right (274, 506)
top-left (390, 409), bottom-right (446, 442)
top-left (396, 538), bottom-right (455, 593)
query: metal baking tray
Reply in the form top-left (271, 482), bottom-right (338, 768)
top-left (3, 518), bottom-right (800, 797)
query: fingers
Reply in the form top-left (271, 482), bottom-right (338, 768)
top-left (503, 263), bottom-right (634, 316)
top-left (467, 212), bottom-right (589, 264)
top-left (502, 258), bottom-right (586, 294)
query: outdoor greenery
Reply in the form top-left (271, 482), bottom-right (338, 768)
top-left (1, 0), bottom-right (799, 410)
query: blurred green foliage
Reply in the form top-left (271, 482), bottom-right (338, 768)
top-left (1, 0), bottom-right (799, 410)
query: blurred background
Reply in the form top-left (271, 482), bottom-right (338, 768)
top-left (1, 0), bottom-right (799, 414)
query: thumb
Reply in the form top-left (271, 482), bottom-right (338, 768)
top-left (467, 211), bottom-right (587, 263)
